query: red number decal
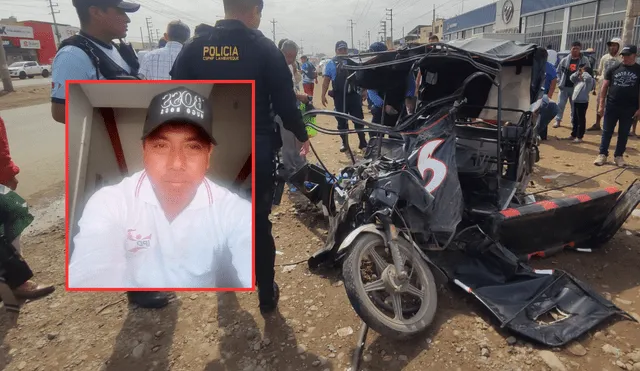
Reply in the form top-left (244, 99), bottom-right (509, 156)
top-left (417, 139), bottom-right (447, 193)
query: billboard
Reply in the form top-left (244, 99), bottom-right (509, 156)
top-left (20, 39), bottom-right (41, 49)
top-left (0, 24), bottom-right (34, 39)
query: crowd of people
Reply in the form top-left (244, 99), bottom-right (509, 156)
top-left (539, 39), bottom-right (639, 167)
top-left (0, 0), bottom-right (638, 318)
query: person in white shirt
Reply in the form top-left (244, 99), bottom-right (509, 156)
top-left (69, 87), bottom-right (253, 289)
top-left (139, 21), bottom-right (190, 80)
top-left (546, 44), bottom-right (558, 67)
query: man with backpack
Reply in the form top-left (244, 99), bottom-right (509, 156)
top-left (50, 0), bottom-right (143, 123)
top-left (300, 55), bottom-right (317, 97)
top-left (321, 40), bottom-right (367, 152)
top-left (50, 0), bottom-right (171, 310)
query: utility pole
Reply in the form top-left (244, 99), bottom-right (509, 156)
top-left (621, 0), bottom-right (640, 45)
top-left (386, 8), bottom-right (393, 45)
top-left (139, 27), bottom-right (146, 49)
top-left (433, 4), bottom-right (436, 29)
top-left (145, 17), bottom-right (154, 47)
top-left (47, 0), bottom-right (62, 44)
top-left (270, 19), bottom-right (277, 43)
top-left (348, 19), bottom-right (356, 49)
top-left (156, 29), bottom-right (161, 42)
top-left (0, 35), bottom-right (14, 92)
top-left (367, 30), bottom-right (371, 46)
top-left (380, 20), bottom-right (387, 45)
top-left (300, 38), bottom-right (304, 55)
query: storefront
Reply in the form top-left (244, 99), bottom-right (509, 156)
top-left (1, 24), bottom-right (39, 64)
top-left (1, 21), bottom-right (79, 65)
top-left (443, 0), bottom-right (639, 60)
top-left (20, 21), bottom-right (79, 65)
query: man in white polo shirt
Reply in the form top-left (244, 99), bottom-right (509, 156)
top-left (69, 87), bottom-right (252, 290)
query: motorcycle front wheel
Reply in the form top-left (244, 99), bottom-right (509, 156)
top-left (342, 233), bottom-right (437, 339)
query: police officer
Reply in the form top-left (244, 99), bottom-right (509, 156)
top-left (50, 0), bottom-right (142, 123)
top-left (321, 41), bottom-right (368, 152)
top-left (51, 0), bottom-right (171, 310)
top-left (170, 0), bottom-right (309, 314)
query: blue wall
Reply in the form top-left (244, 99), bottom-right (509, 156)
top-left (443, 2), bottom-right (497, 34)
top-left (521, 0), bottom-right (584, 15)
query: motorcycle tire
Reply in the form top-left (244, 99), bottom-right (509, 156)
top-left (342, 233), bottom-right (437, 340)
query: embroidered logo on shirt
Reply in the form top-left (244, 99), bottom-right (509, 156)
top-left (126, 229), bottom-right (152, 252)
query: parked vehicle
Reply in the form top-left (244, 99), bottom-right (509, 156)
top-left (8, 61), bottom-right (51, 79)
top-left (291, 39), bottom-right (639, 345)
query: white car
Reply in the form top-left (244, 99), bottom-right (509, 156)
top-left (8, 61), bottom-right (51, 79)
top-left (318, 59), bottom-right (330, 75)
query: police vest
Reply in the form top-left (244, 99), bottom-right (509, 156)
top-left (58, 35), bottom-right (141, 80)
top-left (332, 56), bottom-right (358, 95)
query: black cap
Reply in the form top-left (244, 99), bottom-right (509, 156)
top-left (621, 44), bottom-right (638, 55)
top-left (335, 40), bottom-right (348, 50)
top-left (142, 87), bottom-right (216, 145)
top-left (72, 0), bottom-right (140, 12)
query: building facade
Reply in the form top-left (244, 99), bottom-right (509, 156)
top-left (1, 17), bottom-right (79, 65)
top-left (443, 0), bottom-right (640, 60)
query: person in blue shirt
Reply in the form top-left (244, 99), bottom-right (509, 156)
top-left (366, 42), bottom-right (415, 139)
top-left (321, 40), bottom-right (368, 152)
top-left (533, 51), bottom-right (560, 140)
top-left (50, 0), bottom-right (142, 124)
top-left (300, 55), bottom-right (317, 97)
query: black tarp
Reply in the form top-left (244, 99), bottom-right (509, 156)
top-left (445, 38), bottom-right (539, 62)
top-left (435, 227), bottom-right (632, 346)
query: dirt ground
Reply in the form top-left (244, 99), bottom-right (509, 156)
top-left (1, 83), bottom-right (640, 371)
top-left (0, 85), bottom-right (50, 111)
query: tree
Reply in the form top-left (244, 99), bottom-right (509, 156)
top-left (0, 35), bottom-right (15, 92)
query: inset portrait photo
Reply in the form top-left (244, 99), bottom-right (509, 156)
top-left (65, 81), bottom-right (254, 290)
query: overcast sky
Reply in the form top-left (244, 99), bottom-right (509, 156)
top-left (1, 0), bottom-right (492, 55)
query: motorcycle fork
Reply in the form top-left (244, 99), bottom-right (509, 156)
top-left (380, 217), bottom-right (408, 282)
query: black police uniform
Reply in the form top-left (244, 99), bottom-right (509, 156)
top-left (169, 19), bottom-right (308, 312)
top-left (330, 53), bottom-right (367, 150)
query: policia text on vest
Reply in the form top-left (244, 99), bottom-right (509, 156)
top-left (203, 46), bottom-right (240, 61)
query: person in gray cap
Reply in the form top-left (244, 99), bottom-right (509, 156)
top-left (595, 44), bottom-right (640, 167)
top-left (69, 86), bottom-right (252, 290)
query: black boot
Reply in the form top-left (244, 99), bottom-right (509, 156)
top-left (340, 135), bottom-right (349, 153)
top-left (258, 282), bottom-right (280, 314)
top-left (127, 291), bottom-right (170, 309)
top-left (357, 133), bottom-right (368, 150)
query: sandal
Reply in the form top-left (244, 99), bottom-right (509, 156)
top-left (13, 280), bottom-right (55, 300)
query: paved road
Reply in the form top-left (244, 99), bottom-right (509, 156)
top-left (3, 103), bottom-right (64, 201)
top-left (10, 76), bottom-right (51, 88)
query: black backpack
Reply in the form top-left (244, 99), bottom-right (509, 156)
top-left (58, 35), bottom-right (141, 80)
top-left (332, 57), bottom-right (358, 95)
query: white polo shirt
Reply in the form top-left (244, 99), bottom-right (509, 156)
top-left (69, 170), bottom-right (252, 289)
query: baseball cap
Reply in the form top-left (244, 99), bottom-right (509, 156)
top-left (335, 40), bottom-right (348, 50)
top-left (621, 45), bottom-right (638, 55)
top-left (72, 0), bottom-right (140, 12)
top-left (368, 42), bottom-right (387, 52)
top-left (142, 87), bottom-right (216, 144)
top-left (607, 37), bottom-right (622, 46)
